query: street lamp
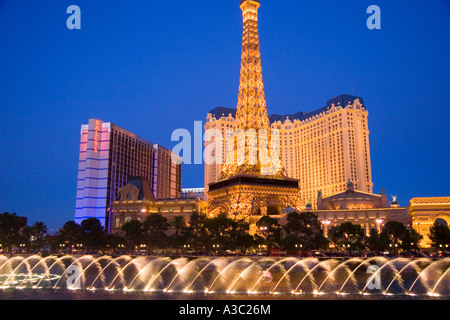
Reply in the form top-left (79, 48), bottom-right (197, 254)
top-left (295, 244), bottom-right (303, 255)
top-left (260, 226), bottom-right (269, 248)
top-left (375, 219), bottom-right (384, 233)
top-left (321, 219), bottom-right (331, 238)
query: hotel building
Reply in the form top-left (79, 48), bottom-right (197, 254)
top-left (204, 94), bottom-right (373, 207)
top-left (75, 119), bottom-right (182, 232)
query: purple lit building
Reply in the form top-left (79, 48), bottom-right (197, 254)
top-left (75, 119), bottom-right (181, 232)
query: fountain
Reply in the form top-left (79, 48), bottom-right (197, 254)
top-left (0, 255), bottom-right (448, 298)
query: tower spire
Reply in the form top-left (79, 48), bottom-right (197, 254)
top-left (220, 0), bottom-right (284, 178)
top-left (235, 0), bottom-right (269, 131)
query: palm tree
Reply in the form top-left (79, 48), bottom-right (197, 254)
top-left (381, 221), bottom-right (407, 254)
top-left (30, 221), bottom-right (48, 252)
top-left (80, 218), bottom-right (106, 253)
top-left (31, 221), bottom-right (47, 239)
top-left (429, 222), bottom-right (450, 250)
top-left (0, 212), bottom-right (24, 253)
top-left (329, 222), bottom-right (365, 252)
top-left (186, 211), bottom-right (208, 253)
top-left (19, 225), bottom-right (33, 253)
top-left (105, 234), bottom-right (127, 254)
top-left (400, 228), bottom-right (423, 252)
top-left (143, 213), bottom-right (169, 253)
top-left (58, 221), bottom-right (82, 254)
top-left (170, 216), bottom-right (187, 252)
top-left (283, 212), bottom-right (328, 252)
top-left (256, 215), bottom-right (282, 254)
top-left (204, 213), bottom-right (238, 253)
top-left (122, 220), bottom-right (144, 251)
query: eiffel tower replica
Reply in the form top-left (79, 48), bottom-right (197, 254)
top-left (207, 0), bottom-right (303, 230)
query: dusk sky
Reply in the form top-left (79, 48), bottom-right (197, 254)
top-left (1, 0), bottom-right (449, 232)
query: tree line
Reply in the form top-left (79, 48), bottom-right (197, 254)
top-left (1, 211), bottom-right (449, 255)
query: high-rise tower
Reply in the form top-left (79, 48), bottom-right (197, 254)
top-left (221, 0), bottom-right (284, 178)
top-left (235, 0), bottom-right (269, 132)
top-left (75, 119), bottom-right (182, 233)
top-left (207, 1), bottom-right (302, 226)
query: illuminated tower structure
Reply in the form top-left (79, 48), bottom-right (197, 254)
top-left (205, 95), bottom-right (374, 209)
top-left (207, 0), bottom-right (303, 226)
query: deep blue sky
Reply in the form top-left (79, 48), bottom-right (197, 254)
top-left (1, 0), bottom-right (449, 232)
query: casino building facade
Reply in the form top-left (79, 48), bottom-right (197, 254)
top-left (110, 177), bottom-right (207, 236)
top-left (308, 181), bottom-right (410, 237)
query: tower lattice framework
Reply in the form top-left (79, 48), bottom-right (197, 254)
top-left (221, 0), bottom-right (285, 179)
top-left (235, 0), bottom-right (269, 132)
top-left (208, 1), bottom-right (303, 223)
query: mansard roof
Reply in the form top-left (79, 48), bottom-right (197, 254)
top-left (208, 94), bottom-right (365, 124)
top-left (117, 176), bottom-right (156, 202)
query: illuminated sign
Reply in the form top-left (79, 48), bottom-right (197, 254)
top-left (94, 120), bottom-right (101, 152)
